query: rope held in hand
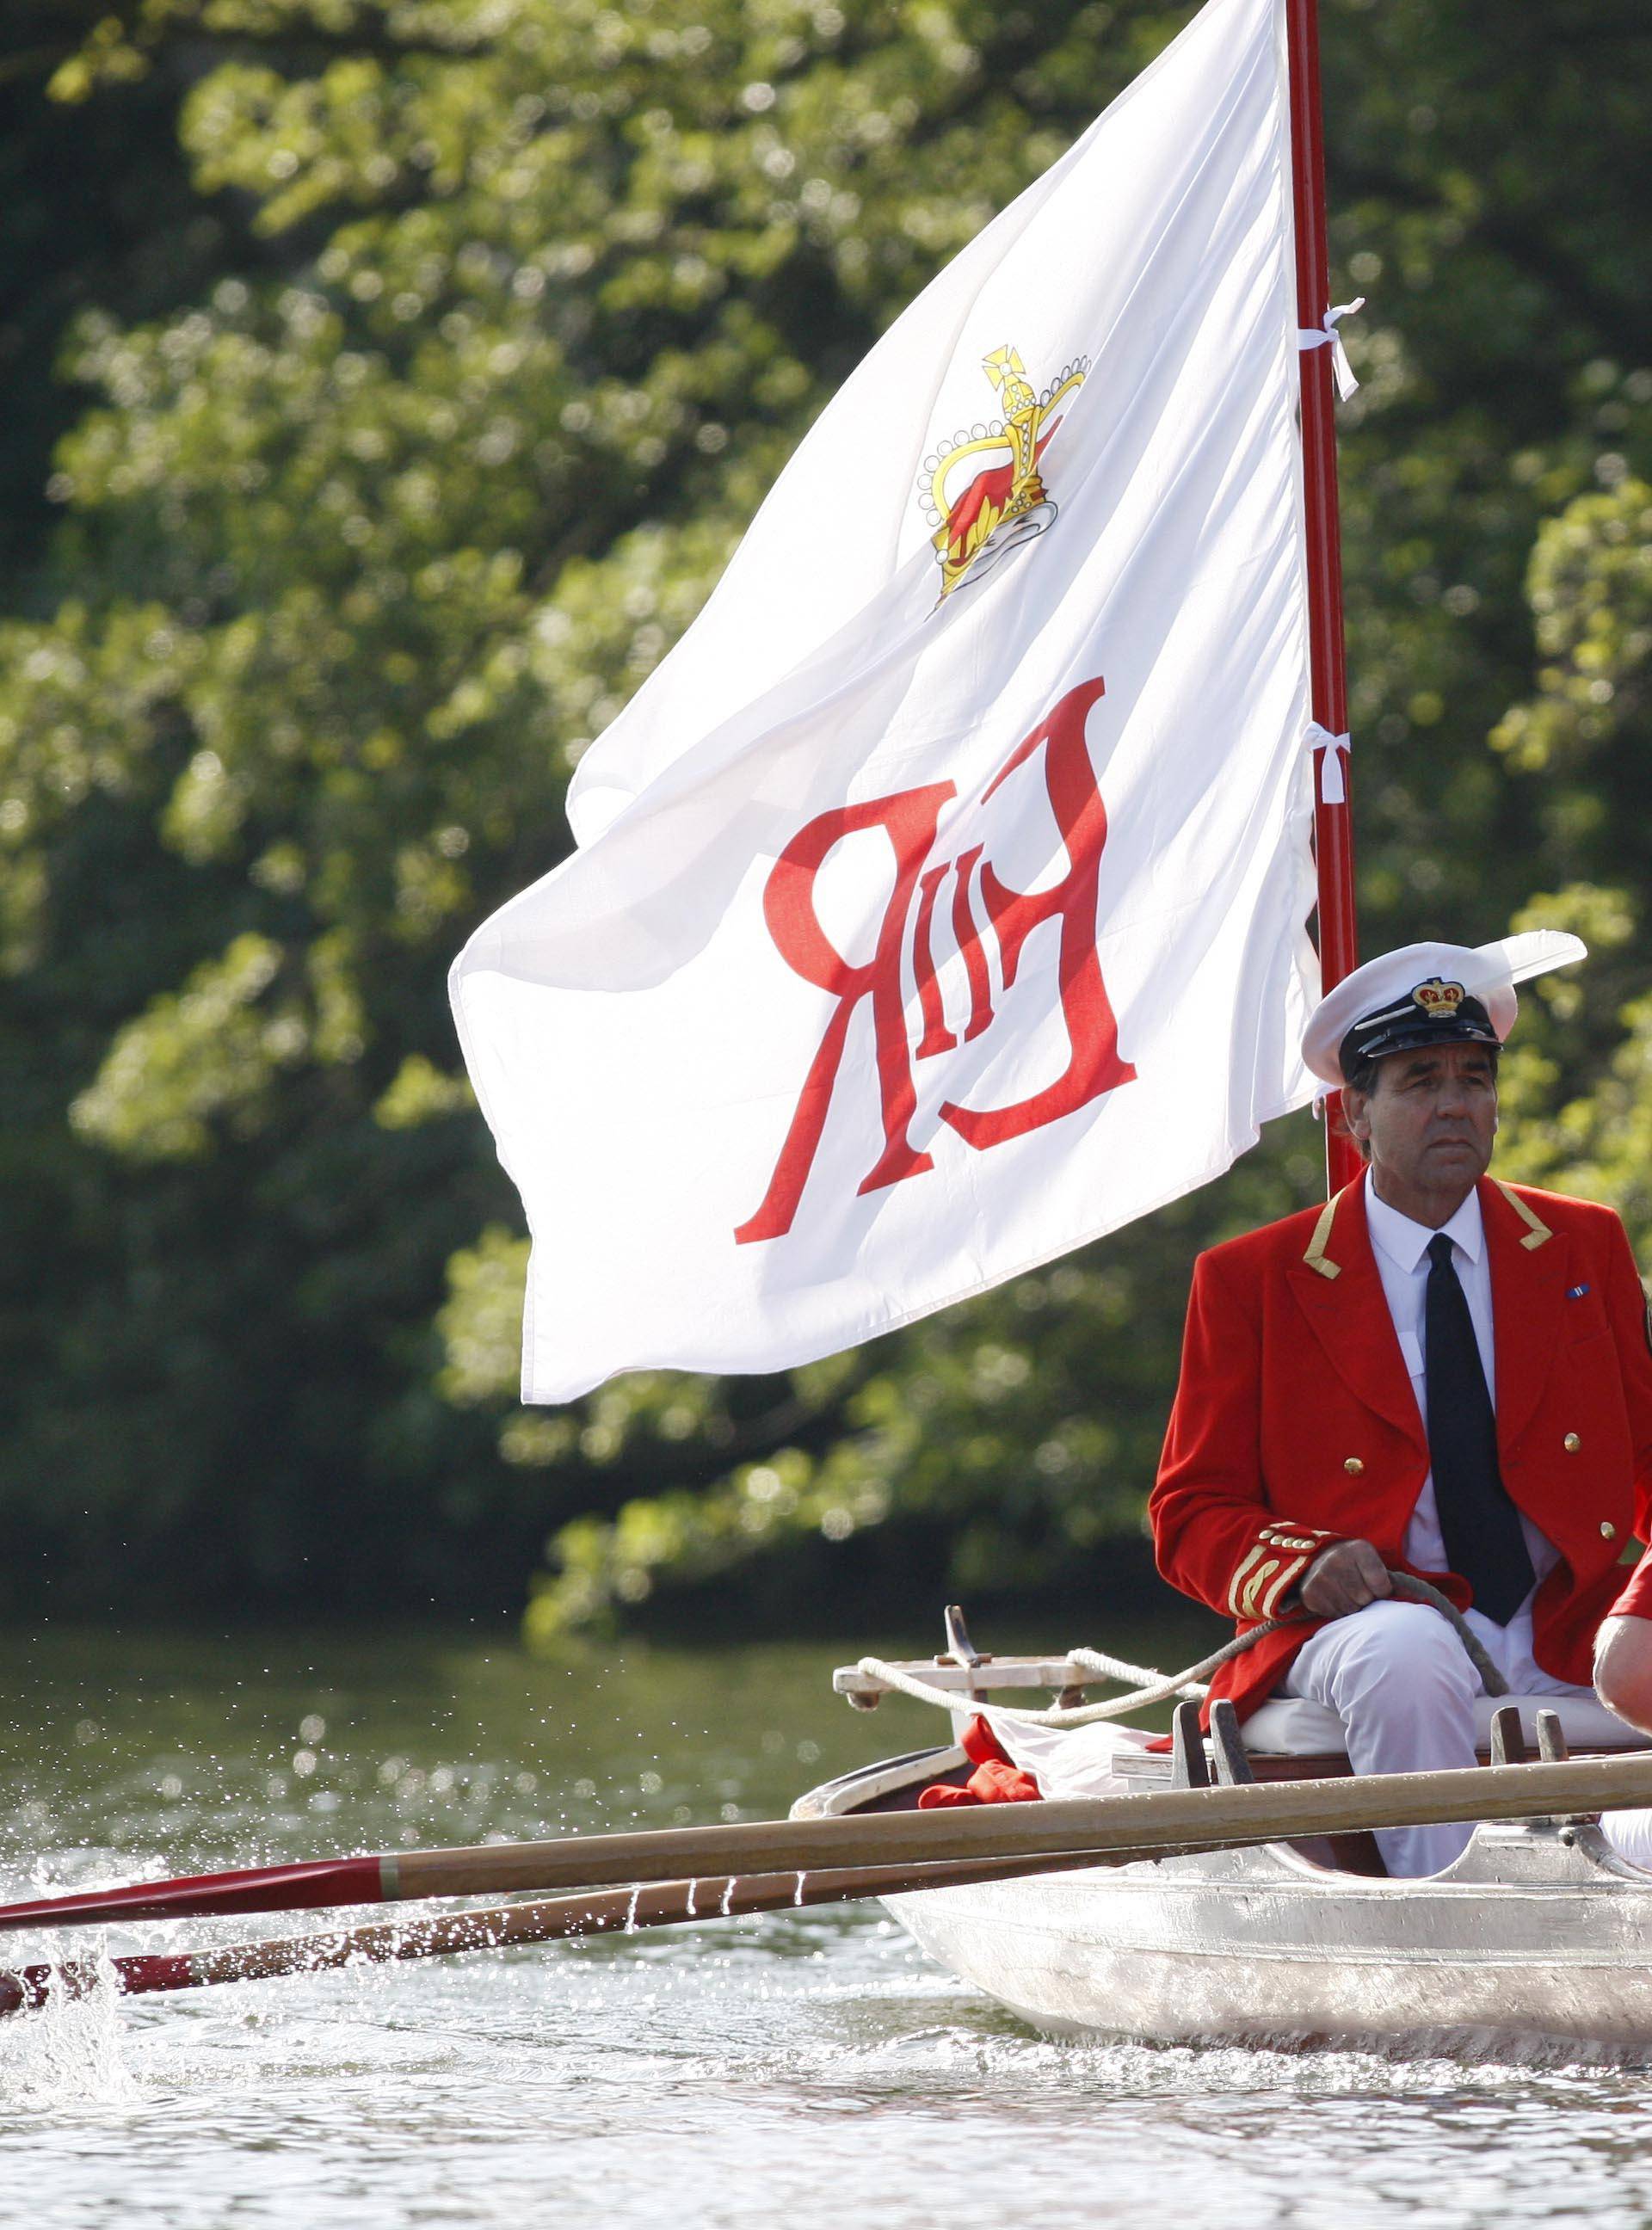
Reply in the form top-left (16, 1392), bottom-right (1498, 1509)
top-left (853, 1569), bottom-right (1509, 1729)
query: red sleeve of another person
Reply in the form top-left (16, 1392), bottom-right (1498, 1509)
top-left (1612, 1546), bottom-right (1652, 1622)
top-left (1606, 1215), bottom-right (1652, 1620)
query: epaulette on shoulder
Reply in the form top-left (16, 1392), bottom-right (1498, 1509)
top-left (1489, 1176), bottom-right (1554, 1251)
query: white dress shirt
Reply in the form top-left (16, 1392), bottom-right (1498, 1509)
top-left (1363, 1171), bottom-right (1561, 1678)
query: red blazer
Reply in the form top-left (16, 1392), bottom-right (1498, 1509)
top-left (1150, 1175), bottom-right (1652, 1720)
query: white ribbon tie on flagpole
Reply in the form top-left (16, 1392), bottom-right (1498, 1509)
top-left (1298, 296), bottom-right (1365, 400)
top-left (1307, 721), bottom-right (1351, 804)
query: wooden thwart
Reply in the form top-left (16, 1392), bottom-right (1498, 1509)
top-left (833, 1654), bottom-right (1089, 1701)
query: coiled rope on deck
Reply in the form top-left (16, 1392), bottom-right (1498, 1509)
top-left (853, 1571), bottom-right (1508, 1728)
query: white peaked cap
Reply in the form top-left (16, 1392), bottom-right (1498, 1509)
top-left (1301, 930), bottom-right (1589, 1086)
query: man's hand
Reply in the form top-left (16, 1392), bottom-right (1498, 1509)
top-left (1298, 1538), bottom-right (1393, 1619)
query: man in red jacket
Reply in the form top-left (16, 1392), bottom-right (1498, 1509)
top-left (1151, 933), bottom-right (1652, 1875)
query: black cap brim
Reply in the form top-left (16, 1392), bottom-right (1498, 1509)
top-left (1338, 996), bottom-right (1499, 1081)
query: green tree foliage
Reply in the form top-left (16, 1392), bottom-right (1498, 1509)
top-left (1, 0), bottom-right (1648, 1629)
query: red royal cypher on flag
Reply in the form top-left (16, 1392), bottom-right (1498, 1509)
top-left (736, 676), bottom-right (1136, 1243)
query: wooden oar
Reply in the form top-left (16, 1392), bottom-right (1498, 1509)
top-left (7, 1747), bottom-right (1652, 1937)
top-left (0, 1847), bottom-right (1123, 2018)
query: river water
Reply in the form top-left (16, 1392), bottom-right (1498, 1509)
top-left (3, 1619), bottom-right (1652, 2229)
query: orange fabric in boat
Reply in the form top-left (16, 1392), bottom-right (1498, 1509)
top-left (916, 1714), bottom-right (1042, 1808)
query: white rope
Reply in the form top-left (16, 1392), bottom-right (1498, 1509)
top-left (852, 1577), bottom-right (1505, 1732)
top-left (1066, 1645), bottom-right (1207, 1697)
top-left (853, 1628), bottom-right (1281, 1730)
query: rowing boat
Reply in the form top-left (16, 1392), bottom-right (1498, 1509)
top-left (793, 1627), bottom-right (1652, 2051)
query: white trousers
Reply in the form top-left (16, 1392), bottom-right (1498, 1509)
top-left (1604, 1808), bottom-right (1652, 1870)
top-left (1281, 1599), bottom-right (1593, 1877)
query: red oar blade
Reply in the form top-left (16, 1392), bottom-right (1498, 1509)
top-left (0, 1848), bottom-right (1108, 2018)
top-left (0, 1855), bottom-right (391, 1933)
top-left (0, 1953), bottom-right (195, 2016)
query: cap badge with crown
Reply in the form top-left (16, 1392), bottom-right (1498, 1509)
top-left (1411, 977), bottom-right (1466, 1021)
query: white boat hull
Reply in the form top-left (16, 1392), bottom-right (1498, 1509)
top-left (885, 1830), bottom-right (1652, 2048)
top-left (797, 1749), bottom-right (1652, 2050)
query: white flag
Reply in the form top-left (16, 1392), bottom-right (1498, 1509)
top-left (452, 0), bottom-right (1318, 1402)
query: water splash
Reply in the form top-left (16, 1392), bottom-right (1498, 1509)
top-left (0, 1943), bottom-right (141, 2111)
top-left (684, 1879), bottom-right (698, 1917)
top-left (623, 1887), bottom-right (641, 1934)
top-left (792, 1870), bottom-right (807, 1907)
top-left (719, 1878), bottom-right (737, 1917)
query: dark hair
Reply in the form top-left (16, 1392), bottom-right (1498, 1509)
top-left (1339, 1042), bottom-right (1501, 1161)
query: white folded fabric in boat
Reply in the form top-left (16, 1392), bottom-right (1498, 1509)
top-left (982, 1709), bottom-right (1153, 1800)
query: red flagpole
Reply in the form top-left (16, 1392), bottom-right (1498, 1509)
top-left (1285, 0), bottom-right (1361, 1196)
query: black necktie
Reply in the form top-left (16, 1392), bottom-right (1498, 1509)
top-left (1424, 1231), bottom-right (1535, 1624)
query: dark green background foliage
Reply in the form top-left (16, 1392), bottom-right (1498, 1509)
top-left (1, 0), bottom-right (1648, 1636)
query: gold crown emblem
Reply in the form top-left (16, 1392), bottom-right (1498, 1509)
top-left (917, 346), bottom-right (1087, 599)
top-left (1411, 977), bottom-right (1466, 1019)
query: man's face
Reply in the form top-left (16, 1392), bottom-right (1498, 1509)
top-left (1344, 1041), bottom-right (1499, 1200)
